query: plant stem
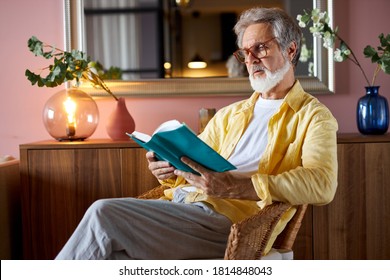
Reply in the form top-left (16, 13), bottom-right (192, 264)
top-left (82, 72), bottom-right (119, 101)
top-left (371, 64), bottom-right (382, 86)
top-left (335, 34), bottom-right (371, 86)
top-left (43, 43), bottom-right (64, 53)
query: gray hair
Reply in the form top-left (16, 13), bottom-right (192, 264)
top-left (233, 7), bottom-right (302, 67)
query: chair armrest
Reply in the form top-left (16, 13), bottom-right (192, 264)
top-left (224, 202), bottom-right (290, 260)
top-left (273, 204), bottom-right (307, 250)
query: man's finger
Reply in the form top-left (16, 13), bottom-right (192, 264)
top-left (180, 156), bottom-right (207, 175)
top-left (174, 169), bottom-right (197, 185)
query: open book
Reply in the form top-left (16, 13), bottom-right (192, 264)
top-left (127, 120), bottom-right (236, 174)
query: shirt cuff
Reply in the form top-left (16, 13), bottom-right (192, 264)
top-left (251, 174), bottom-right (272, 209)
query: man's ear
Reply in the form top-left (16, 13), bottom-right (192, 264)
top-left (287, 41), bottom-right (297, 62)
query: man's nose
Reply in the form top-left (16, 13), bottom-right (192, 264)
top-left (245, 52), bottom-right (260, 64)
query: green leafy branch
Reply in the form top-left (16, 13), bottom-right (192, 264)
top-left (364, 33), bottom-right (390, 86)
top-left (297, 10), bottom-right (390, 86)
top-left (25, 36), bottom-right (119, 101)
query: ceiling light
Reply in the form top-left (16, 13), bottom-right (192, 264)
top-left (188, 54), bottom-right (207, 69)
top-left (175, 0), bottom-right (191, 8)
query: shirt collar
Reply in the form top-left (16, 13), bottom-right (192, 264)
top-left (283, 80), bottom-right (306, 113)
top-left (239, 79), bottom-right (306, 113)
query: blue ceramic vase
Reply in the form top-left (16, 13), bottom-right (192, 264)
top-left (357, 86), bottom-right (389, 134)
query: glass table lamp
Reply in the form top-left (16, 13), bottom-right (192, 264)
top-left (42, 88), bottom-right (99, 141)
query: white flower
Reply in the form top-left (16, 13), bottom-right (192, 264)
top-left (296, 8), bottom-right (388, 87)
top-left (310, 23), bottom-right (324, 37)
top-left (323, 40), bottom-right (332, 48)
top-left (323, 31), bottom-right (332, 39)
top-left (311, 14), bottom-right (319, 24)
top-left (308, 62), bottom-right (314, 76)
top-left (299, 43), bottom-right (312, 62)
top-left (319, 12), bottom-right (327, 20)
top-left (311, 9), bottom-right (322, 24)
top-left (318, 11), bottom-right (330, 24)
top-left (296, 14), bottom-right (307, 28)
top-left (311, 9), bottom-right (320, 17)
top-left (333, 49), bottom-right (344, 62)
top-left (322, 32), bottom-right (334, 48)
top-left (312, 8), bottom-right (320, 14)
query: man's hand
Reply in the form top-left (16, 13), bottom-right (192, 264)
top-left (174, 157), bottom-right (259, 200)
top-left (146, 151), bottom-right (176, 180)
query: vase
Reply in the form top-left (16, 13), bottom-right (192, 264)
top-left (42, 88), bottom-right (99, 141)
top-left (357, 86), bottom-right (389, 135)
top-left (198, 108), bottom-right (216, 134)
top-left (106, 97), bottom-right (136, 140)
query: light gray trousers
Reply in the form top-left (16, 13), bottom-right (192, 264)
top-left (55, 189), bottom-right (232, 260)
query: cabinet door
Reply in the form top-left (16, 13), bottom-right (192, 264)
top-left (121, 148), bottom-right (159, 197)
top-left (313, 142), bottom-right (390, 259)
top-left (24, 148), bottom-right (123, 259)
top-left (293, 206), bottom-right (313, 259)
top-left (364, 143), bottom-right (390, 259)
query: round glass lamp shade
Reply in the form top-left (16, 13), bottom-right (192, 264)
top-left (42, 88), bottom-right (99, 141)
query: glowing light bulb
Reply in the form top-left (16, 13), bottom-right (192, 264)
top-left (63, 96), bottom-right (77, 136)
top-left (175, 0), bottom-right (191, 8)
top-left (188, 54), bottom-right (207, 69)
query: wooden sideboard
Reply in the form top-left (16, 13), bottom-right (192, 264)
top-left (20, 134), bottom-right (390, 260)
top-left (20, 139), bottom-right (159, 259)
top-left (293, 133), bottom-right (390, 260)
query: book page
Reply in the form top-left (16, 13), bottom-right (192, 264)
top-left (130, 131), bottom-right (151, 142)
top-left (129, 120), bottom-right (182, 143)
top-left (153, 119), bottom-right (182, 134)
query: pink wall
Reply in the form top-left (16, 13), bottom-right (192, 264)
top-left (1, 0), bottom-right (389, 158)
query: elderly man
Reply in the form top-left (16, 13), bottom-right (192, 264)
top-left (56, 7), bottom-right (338, 260)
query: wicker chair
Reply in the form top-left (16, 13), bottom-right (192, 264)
top-left (138, 185), bottom-right (307, 260)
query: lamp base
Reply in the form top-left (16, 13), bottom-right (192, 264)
top-left (56, 137), bottom-right (86, 142)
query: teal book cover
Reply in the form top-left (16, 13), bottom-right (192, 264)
top-left (127, 120), bottom-right (236, 174)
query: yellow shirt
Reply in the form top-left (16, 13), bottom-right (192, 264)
top-left (161, 80), bottom-right (338, 224)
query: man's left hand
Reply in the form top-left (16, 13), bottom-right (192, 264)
top-left (174, 157), bottom-right (259, 200)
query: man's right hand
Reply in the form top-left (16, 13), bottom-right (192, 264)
top-left (146, 151), bottom-right (176, 180)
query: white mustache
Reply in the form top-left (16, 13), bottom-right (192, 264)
top-left (251, 65), bottom-right (267, 74)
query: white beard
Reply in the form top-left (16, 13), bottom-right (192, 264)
top-left (249, 59), bottom-right (291, 94)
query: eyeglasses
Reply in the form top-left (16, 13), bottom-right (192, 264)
top-left (233, 37), bottom-right (277, 64)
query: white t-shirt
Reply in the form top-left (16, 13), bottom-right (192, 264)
top-left (228, 96), bottom-right (284, 177)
